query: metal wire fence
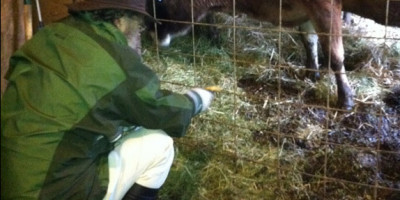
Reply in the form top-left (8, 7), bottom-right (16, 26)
top-left (143, 0), bottom-right (400, 199)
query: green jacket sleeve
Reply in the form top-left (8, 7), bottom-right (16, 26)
top-left (60, 16), bottom-right (197, 139)
top-left (105, 49), bottom-right (196, 138)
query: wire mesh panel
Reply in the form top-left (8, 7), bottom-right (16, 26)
top-left (143, 0), bottom-right (400, 199)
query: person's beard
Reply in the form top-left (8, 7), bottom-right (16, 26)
top-left (126, 30), bottom-right (142, 55)
top-left (115, 16), bottom-right (143, 55)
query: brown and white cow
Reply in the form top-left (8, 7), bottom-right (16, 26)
top-left (145, 0), bottom-right (400, 110)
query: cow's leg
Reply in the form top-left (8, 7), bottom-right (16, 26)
top-left (300, 0), bottom-right (354, 110)
top-left (204, 12), bottom-right (222, 46)
top-left (299, 21), bottom-right (320, 81)
top-left (342, 12), bottom-right (353, 26)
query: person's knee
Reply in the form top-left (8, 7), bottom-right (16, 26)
top-left (117, 129), bottom-right (172, 150)
top-left (147, 130), bottom-right (175, 165)
top-left (139, 129), bottom-right (174, 156)
top-left (134, 130), bottom-right (175, 188)
top-left (152, 131), bottom-right (174, 156)
top-left (105, 129), bottom-right (175, 199)
top-left (120, 129), bottom-right (174, 166)
top-left (162, 136), bottom-right (174, 164)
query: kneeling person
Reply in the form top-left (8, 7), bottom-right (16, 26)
top-left (0, 0), bottom-right (214, 199)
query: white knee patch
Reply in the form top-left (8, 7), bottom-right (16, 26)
top-left (104, 129), bottom-right (175, 200)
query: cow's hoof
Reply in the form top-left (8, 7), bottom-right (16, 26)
top-left (342, 104), bottom-right (354, 111)
top-left (306, 71), bottom-right (320, 82)
top-left (337, 99), bottom-right (354, 111)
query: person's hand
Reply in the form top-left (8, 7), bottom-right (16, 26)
top-left (185, 88), bottom-right (214, 115)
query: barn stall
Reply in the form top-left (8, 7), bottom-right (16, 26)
top-left (1, 0), bottom-right (399, 199)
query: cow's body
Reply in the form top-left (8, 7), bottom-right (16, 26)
top-left (146, 0), bottom-right (400, 109)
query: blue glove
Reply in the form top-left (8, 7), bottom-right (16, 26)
top-left (186, 88), bottom-right (214, 115)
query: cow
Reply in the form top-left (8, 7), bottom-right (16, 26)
top-left (145, 0), bottom-right (400, 110)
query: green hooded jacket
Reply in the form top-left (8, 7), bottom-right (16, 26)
top-left (1, 13), bottom-right (197, 199)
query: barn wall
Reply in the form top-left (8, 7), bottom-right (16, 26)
top-left (41, 0), bottom-right (72, 24)
top-left (1, 0), bottom-right (25, 98)
top-left (1, 0), bottom-right (73, 98)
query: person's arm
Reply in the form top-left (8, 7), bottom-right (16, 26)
top-left (111, 52), bottom-right (201, 137)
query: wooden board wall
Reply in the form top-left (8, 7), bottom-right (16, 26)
top-left (1, 0), bottom-right (73, 98)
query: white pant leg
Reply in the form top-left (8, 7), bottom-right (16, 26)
top-left (103, 128), bottom-right (175, 200)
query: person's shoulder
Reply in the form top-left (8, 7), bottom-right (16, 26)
top-left (43, 15), bottom-right (90, 38)
top-left (37, 15), bottom-right (75, 33)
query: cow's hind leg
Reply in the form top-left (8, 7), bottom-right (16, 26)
top-left (204, 12), bottom-right (222, 46)
top-left (299, 21), bottom-right (320, 81)
top-left (342, 12), bottom-right (353, 26)
top-left (301, 0), bottom-right (354, 110)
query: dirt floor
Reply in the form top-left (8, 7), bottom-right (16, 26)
top-left (236, 14), bottom-right (400, 199)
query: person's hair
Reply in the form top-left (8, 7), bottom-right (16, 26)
top-left (70, 9), bottom-right (137, 23)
